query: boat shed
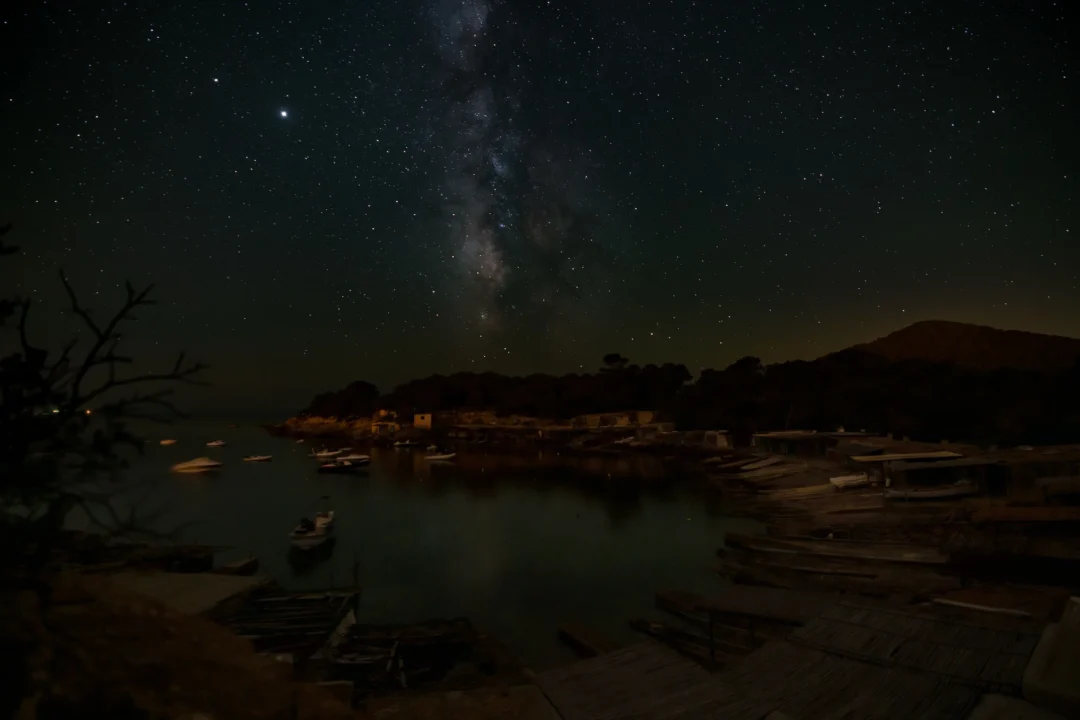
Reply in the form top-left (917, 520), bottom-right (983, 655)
top-left (889, 457), bottom-right (1006, 496)
top-left (992, 446), bottom-right (1080, 504)
top-left (850, 450), bottom-right (964, 484)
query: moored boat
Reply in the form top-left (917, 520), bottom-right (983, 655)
top-left (159, 438), bottom-right (178, 446)
top-left (317, 459), bottom-right (369, 473)
top-left (289, 510), bottom-right (334, 550)
top-left (337, 453), bottom-right (371, 463)
top-left (310, 448), bottom-right (343, 459)
top-left (243, 455), bottom-right (273, 462)
top-left (171, 456), bottom-right (223, 474)
top-left (206, 440), bottom-right (227, 447)
top-left (425, 452), bottom-right (456, 461)
top-left (393, 440), bottom-right (419, 447)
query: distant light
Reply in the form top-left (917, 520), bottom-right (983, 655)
top-left (213, 77), bottom-right (219, 83)
top-left (280, 110), bottom-right (288, 118)
top-left (52, 408), bottom-right (59, 414)
top-left (85, 409), bottom-right (93, 415)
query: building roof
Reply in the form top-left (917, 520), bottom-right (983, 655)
top-left (851, 450), bottom-right (964, 463)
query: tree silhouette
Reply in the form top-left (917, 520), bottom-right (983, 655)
top-left (1, 224), bottom-right (205, 585)
top-left (602, 353), bottom-right (629, 370)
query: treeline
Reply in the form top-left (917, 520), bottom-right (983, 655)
top-left (303, 357), bottom-right (693, 422)
top-left (302, 350), bottom-right (1080, 446)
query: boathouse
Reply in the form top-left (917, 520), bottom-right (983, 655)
top-left (888, 456), bottom-right (1005, 496)
top-left (994, 446), bottom-right (1080, 503)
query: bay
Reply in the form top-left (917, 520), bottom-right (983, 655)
top-left (100, 418), bottom-right (757, 669)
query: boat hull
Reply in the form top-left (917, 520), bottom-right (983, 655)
top-left (290, 534), bottom-right (331, 550)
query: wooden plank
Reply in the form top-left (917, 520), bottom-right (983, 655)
top-left (537, 640), bottom-right (717, 720)
top-left (557, 623), bottom-right (619, 658)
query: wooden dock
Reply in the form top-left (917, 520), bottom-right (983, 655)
top-left (538, 598), bottom-right (1046, 719)
top-left (789, 600), bottom-right (1042, 694)
top-left (536, 640), bottom-right (741, 720)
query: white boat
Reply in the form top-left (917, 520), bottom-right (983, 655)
top-left (317, 459), bottom-right (369, 473)
top-left (310, 448), bottom-right (343, 459)
top-left (206, 440), bottom-right (227, 447)
top-left (337, 453), bottom-right (371, 463)
top-left (171, 456), bottom-right (223, 474)
top-left (289, 510), bottom-right (334, 550)
top-left (885, 480), bottom-right (977, 500)
top-left (244, 455), bottom-right (272, 462)
top-left (393, 440), bottom-right (419, 447)
top-left (830, 473), bottom-right (870, 489)
top-left (159, 438), bottom-right (178, 446)
top-left (425, 452), bottom-right (456, 462)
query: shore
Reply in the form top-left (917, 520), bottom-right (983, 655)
top-left (20, 426), bottom-right (1080, 718)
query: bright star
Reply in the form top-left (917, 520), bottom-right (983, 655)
top-left (280, 110), bottom-right (288, 118)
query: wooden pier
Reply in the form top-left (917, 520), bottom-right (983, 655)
top-left (537, 597), bottom-right (1050, 719)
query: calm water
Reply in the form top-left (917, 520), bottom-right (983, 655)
top-left (105, 420), bottom-right (757, 668)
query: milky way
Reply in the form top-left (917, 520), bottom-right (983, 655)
top-left (430, 0), bottom-right (608, 334)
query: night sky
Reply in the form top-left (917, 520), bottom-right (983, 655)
top-left (2, 1), bottom-right (1077, 413)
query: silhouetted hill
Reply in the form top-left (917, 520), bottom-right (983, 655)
top-left (849, 320), bottom-right (1080, 373)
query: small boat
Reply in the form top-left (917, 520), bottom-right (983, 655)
top-left (427, 444), bottom-right (438, 451)
top-left (243, 455), bottom-right (272, 462)
top-left (171, 457), bottom-right (223, 473)
top-left (206, 440), bottom-right (227, 447)
top-left (159, 438), bottom-right (178, 446)
top-left (317, 459), bottom-right (368, 473)
top-left (296, 439), bottom-right (305, 444)
top-left (290, 510), bottom-right (334, 550)
top-left (885, 480), bottom-right (976, 500)
top-left (425, 452), bottom-right (456, 462)
top-left (310, 448), bottom-right (343, 459)
top-left (337, 453), bottom-right (371, 463)
top-left (393, 440), bottom-right (419, 447)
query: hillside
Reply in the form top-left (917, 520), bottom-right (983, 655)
top-left (851, 320), bottom-right (1080, 373)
